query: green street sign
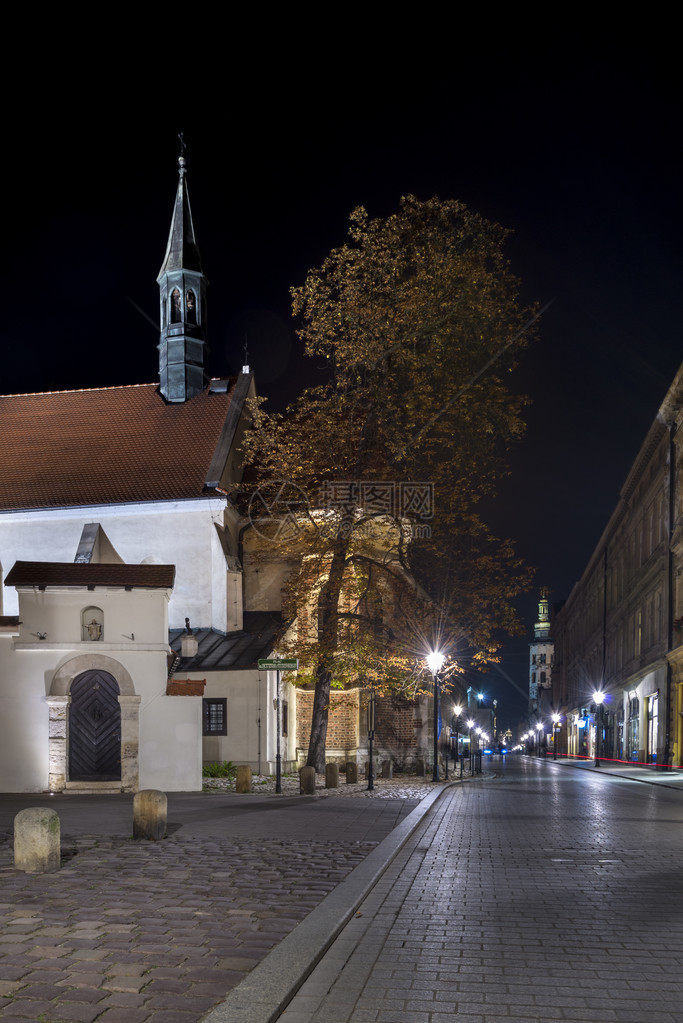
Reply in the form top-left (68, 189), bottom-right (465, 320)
top-left (258, 658), bottom-right (299, 671)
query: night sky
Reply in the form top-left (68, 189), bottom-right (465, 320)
top-left (2, 39), bottom-right (681, 731)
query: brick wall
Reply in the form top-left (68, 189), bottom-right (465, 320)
top-left (297, 689), bottom-right (360, 755)
top-left (296, 688), bottom-right (420, 767)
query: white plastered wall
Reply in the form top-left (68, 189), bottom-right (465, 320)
top-left (0, 584), bottom-right (203, 792)
top-left (0, 497), bottom-right (236, 631)
top-left (177, 669), bottom-right (297, 774)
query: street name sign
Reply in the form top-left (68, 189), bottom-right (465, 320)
top-left (257, 658), bottom-right (299, 671)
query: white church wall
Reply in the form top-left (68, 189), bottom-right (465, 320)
top-left (139, 694), bottom-right (202, 791)
top-left (0, 585), bottom-right (203, 792)
top-left (181, 669), bottom-right (296, 774)
top-left (0, 641), bottom-right (50, 791)
top-left (0, 496), bottom-right (232, 631)
top-left (15, 588), bottom-right (169, 648)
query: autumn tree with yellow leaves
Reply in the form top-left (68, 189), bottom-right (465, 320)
top-left (243, 196), bottom-right (536, 772)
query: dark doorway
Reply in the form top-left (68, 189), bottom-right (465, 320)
top-left (69, 670), bottom-right (121, 781)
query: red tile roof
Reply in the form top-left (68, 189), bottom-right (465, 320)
top-left (5, 562), bottom-right (176, 589)
top-left (0, 381), bottom-right (236, 510)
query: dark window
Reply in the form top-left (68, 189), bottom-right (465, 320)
top-left (282, 700), bottom-right (288, 736)
top-left (203, 698), bottom-right (227, 736)
top-left (171, 287), bottom-right (182, 323)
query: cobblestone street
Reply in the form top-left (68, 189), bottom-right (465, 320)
top-left (0, 784), bottom-right (426, 1022)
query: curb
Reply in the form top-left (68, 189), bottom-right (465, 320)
top-left (201, 782), bottom-right (453, 1023)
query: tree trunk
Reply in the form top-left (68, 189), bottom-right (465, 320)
top-left (305, 528), bottom-right (349, 772)
top-left (306, 662), bottom-right (332, 773)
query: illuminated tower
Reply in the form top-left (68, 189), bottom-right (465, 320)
top-left (157, 150), bottom-right (208, 402)
top-left (529, 587), bottom-right (553, 715)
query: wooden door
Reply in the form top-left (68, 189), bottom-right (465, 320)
top-left (69, 670), bottom-right (121, 781)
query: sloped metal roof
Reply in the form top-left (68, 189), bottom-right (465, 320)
top-left (169, 612), bottom-right (284, 672)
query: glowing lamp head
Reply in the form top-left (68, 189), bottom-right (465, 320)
top-left (593, 691), bottom-right (605, 705)
top-left (427, 651), bottom-right (445, 674)
top-left (467, 719), bottom-right (475, 729)
top-left (536, 722), bottom-right (543, 732)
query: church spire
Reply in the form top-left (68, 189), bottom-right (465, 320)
top-left (157, 144), bottom-right (208, 402)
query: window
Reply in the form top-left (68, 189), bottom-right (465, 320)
top-left (203, 698), bottom-right (227, 736)
top-left (170, 288), bottom-right (181, 323)
top-left (186, 289), bottom-right (197, 324)
top-left (282, 700), bottom-right (288, 737)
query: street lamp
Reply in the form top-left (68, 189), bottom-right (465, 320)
top-left (427, 651), bottom-right (445, 782)
top-left (593, 691), bottom-right (605, 767)
top-left (367, 688), bottom-right (376, 791)
top-left (552, 713), bottom-right (561, 761)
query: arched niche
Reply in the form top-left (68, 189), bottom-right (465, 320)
top-left (81, 605), bottom-right (104, 642)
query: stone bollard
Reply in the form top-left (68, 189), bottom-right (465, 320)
top-left (346, 761), bottom-right (358, 783)
top-left (236, 766), bottom-right (252, 793)
top-left (381, 760), bottom-right (393, 779)
top-left (415, 759), bottom-right (425, 776)
top-left (133, 789), bottom-right (167, 841)
top-left (14, 807), bottom-right (61, 873)
top-left (299, 766), bottom-right (316, 794)
top-left (325, 763), bottom-right (339, 788)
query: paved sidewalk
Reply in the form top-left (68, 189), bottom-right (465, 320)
top-left (533, 753), bottom-right (683, 789)
top-left (0, 783), bottom-right (436, 1022)
top-left (273, 756), bottom-right (683, 1023)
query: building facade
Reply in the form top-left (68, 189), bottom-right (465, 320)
top-left (551, 359), bottom-right (683, 766)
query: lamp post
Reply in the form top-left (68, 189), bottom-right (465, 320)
top-left (452, 703), bottom-right (463, 778)
top-left (552, 713), bottom-right (560, 761)
top-left (427, 651), bottom-right (445, 782)
top-left (467, 718), bottom-right (475, 774)
top-left (593, 691), bottom-right (604, 767)
top-left (367, 688), bottom-right (376, 791)
top-left (536, 721), bottom-right (544, 758)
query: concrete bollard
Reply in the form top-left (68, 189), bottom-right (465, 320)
top-left (325, 763), bottom-right (339, 788)
top-left (14, 807), bottom-right (61, 873)
top-left (299, 766), bottom-right (316, 794)
top-left (236, 766), bottom-right (252, 793)
top-left (133, 789), bottom-right (167, 841)
top-left (415, 759), bottom-right (425, 776)
top-left (381, 760), bottom-right (393, 779)
top-left (346, 761), bottom-right (358, 783)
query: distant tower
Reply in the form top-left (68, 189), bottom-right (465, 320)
top-left (529, 587), bottom-right (553, 714)
top-left (157, 149), bottom-right (208, 402)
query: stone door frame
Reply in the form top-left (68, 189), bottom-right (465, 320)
top-left (47, 654), bottom-right (141, 792)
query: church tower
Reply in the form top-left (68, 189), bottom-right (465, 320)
top-left (157, 153), bottom-right (208, 402)
top-left (529, 587), bottom-right (553, 714)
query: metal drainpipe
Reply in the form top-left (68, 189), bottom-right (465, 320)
top-left (665, 421), bottom-right (677, 768)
